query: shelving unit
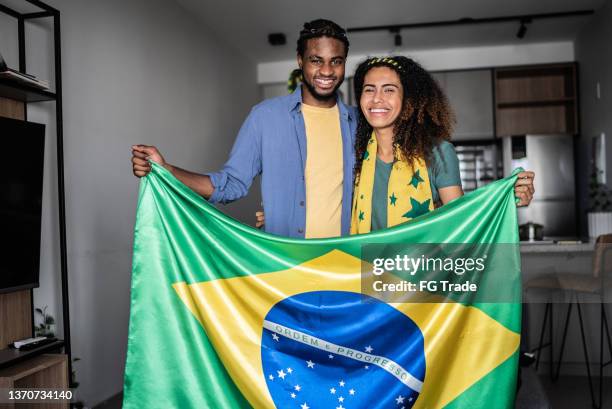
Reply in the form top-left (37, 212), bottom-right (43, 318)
top-left (0, 0), bottom-right (71, 392)
top-left (0, 78), bottom-right (56, 102)
top-left (494, 63), bottom-right (578, 136)
top-left (0, 354), bottom-right (68, 409)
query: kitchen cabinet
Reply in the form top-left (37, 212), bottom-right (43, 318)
top-left (434, 70), bottom-right (494, 141)
top-left (494, 63), bottom-right (578, 136)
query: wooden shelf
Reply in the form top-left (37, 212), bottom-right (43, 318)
top-left (0, 340), bottom-right (64, 369)
top-left (0, 78), bottom-right (55, 103)
top-left (0, 354), bottom-right (68, 409)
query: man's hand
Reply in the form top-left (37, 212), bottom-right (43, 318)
top-left (131, 145), bottom-right (167, 177)
top-left (255, 211), bottom-right (265, 229)
top-left (515, 171), bottom-right (535, 207)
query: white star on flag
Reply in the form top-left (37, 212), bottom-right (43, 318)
top-left (339, 380), bottom-right (345, 387)
top-left (349, 389), bottom-right (355, 395)
top-left (301, 403), bottom-right (309, 409)
top-left (268, 374), bottom-right (274, 380)
top-left (365, 345), bottom-right (373, 353)
top-left (272, 333), bottom-right (280, 342)
top-left (287, 367), bottom-right (293, 374)
top-left (328, 354), bottom-right (334, 359)
top-left (338, 396), bottom-right (345, 402)
top-left (396, 395), bottom-right (405, 404)
top-left (306, 360), bottom-right (315, 368)
top-left (291, 393), bottom-right (296, 399)
top-left (336, 405), bottom-right (345, 409)
top-left (409, 397), bottom-right (413, 402)
top-left (364, 365), bottom-right (369, 369)
top-left (330, 387), bottom-right (336, 394)
top-left (295, 385), bottom-right (301, 391)
top-left (277, 370), bottom-right (286, 379)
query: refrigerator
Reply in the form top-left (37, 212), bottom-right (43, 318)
top-left (502, 134), bottom-right (576, 237)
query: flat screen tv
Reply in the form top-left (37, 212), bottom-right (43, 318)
top-left (0, 116), bottom-right (45, 294)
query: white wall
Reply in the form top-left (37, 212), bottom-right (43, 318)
top-left (258, 41), bottom-right (575, 84)
top-left (2, 0), bottom-right (258, 406)
top-left (575, 1), bottom-right (612, 235)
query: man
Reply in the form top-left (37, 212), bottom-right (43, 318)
top-left (132, 19), bottom-right (534, 238)
top-left (133, 19), bottom-right (357, 238)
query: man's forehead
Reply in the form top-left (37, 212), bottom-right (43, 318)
top-left (303, 37), bottom-right (347, 57)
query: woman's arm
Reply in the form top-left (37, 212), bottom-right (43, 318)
top-left (438, 185), bottom-right (464, 205)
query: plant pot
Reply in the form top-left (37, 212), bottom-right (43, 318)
top-left (587, 211), bottom-right (612, 238)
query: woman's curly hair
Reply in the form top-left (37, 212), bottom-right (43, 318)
top-left (353, 56), bottom-right (455, 181)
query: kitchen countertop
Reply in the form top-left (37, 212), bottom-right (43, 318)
top-left (520, 238), bottom-right (595, 253)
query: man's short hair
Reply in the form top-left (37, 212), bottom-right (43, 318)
top-left (297, 19), bottom-right (349, 57)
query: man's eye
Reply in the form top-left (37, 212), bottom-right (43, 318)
top-left (310, 60), bottom-right (322, 65)
top-left (384, 88), bottom-right (396, 93)
top-left (331, 60), bottom-right (343, 65)
top-left (363, 88), bottom-right (374, 93)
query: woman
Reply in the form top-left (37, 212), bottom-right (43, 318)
top-left (351, 56), bottom-right (532, 233)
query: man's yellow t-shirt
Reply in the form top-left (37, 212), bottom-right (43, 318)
top-left (301, 103), bottom-right (343, 238)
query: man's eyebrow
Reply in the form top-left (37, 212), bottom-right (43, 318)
top-left (308, 55), bottom-right (345, 60)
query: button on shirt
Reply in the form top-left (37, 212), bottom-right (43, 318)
top-left (206, 87), bottom-right (358, 238)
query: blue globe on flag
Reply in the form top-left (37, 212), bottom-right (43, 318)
top-left (261, 291), bottom-right (426, 408)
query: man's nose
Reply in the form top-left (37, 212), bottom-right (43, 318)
top-left (320, 62), bottom-right (334, 76)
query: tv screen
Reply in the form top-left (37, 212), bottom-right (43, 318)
top-left (0, 116), bottom-right (45, 294)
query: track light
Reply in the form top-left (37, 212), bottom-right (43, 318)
top-left (394, 33), bottom-right (402, 47)
top-left (516, 19), bottom-right (530, 39)
top-left (268, 33), bottom-right (286, 46)
top-left (390, 28), bottom-right (402, 47)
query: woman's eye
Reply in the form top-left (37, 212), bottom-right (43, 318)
top-left (384, 88), bottom-right (395, 93)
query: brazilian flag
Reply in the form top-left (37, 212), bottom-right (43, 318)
top-left (123, 163), bottom-right (522, 409)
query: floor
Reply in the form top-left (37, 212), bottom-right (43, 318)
top-left (539, 375), bottom-right (612, 409)
top-left (92, 376), bottom-right (612, 409)
top-left (92, 392), bottom-right (122, 409)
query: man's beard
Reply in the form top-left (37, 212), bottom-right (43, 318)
top-left (302, 76), bottom-right (344, 102)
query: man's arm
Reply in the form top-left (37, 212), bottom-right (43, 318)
top-left (131, 145), bottom-right (215, 198)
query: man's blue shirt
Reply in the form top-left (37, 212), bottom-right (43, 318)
top-left (207, 87), bottom-right (358, 238)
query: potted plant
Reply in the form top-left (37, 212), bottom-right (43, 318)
top-left (587, 166), bottom-right (612, 238)
top-left (35, 306), bottom-right (55, 338)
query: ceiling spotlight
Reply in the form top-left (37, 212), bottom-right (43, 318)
top-left (390, 28), bottom-right (402, 47)
top-left (394, 33), bottom-right (403, 47)
top-left (268, 33), bottom-right (286, 46)
top-left (516, 18), bottom-right (531, 39)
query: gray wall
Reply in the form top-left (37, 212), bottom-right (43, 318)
top-left (2, 0), bottom-right (258, 406)
top-left (575, 1), bottom-right (612, 235)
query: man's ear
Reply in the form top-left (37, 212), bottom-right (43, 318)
top-left (297, 54), bottom-right (303, 70)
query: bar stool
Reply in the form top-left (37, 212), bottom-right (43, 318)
top-left (525, 234), bottom-right (612, 409)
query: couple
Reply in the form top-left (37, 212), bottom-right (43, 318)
top-left (132, 19), bottom-right (534, 238)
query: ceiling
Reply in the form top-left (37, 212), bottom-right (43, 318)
top-left (174, 0), bottom-right (606, 63)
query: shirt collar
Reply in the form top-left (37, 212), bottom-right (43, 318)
top-left (289, 85), bottom-right (354, 121)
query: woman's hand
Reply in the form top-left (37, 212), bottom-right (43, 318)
top-left (255, 211), bottom-right (265, 229)
top-left (514, 171), bottom-right (535, 207)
